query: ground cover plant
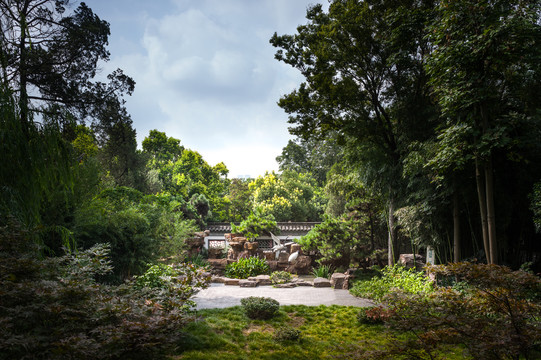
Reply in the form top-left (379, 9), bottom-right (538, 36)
top-left (349, 264), bottom-right (434, 302)
top-left (225, 256), bottom-right (270, 279)
top-left (172, 305), bottom-right (467, 359)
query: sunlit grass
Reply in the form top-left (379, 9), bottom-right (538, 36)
top-left (172, 305), bottom-right (469, 359)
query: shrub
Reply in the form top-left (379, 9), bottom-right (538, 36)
top-left (380, 262), bottom-right (541, 360)
top-left (350, 264), bottom-right (433, 302)
top-left (274, 326), bottom-right (302, 342)
top-left (134, 263), bottom-right (178, 289)
top-left (225, 256), bottom-right (270, 279)
top-left (312, 264), bottom-right (333, 279)
top-left (184, 253), bottom-right (210, 269)
top-left (0, 227), bottom-right (211, 359)
top-left (357, 306), bottom-right (394, 325)
top-left (270, 271), bottom-right (292, 285)
top-left (241, 296), bottom-right (280, 320)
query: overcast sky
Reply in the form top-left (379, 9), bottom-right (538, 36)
top-left (84, 0), bottom-right (329, 178)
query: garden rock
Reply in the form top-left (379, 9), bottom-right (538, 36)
top-left (224, 278), bottom-right (240, 286)
top-left (313, 277), bottom-right (331, 287)
top-left (290, 243), bottom-right (302, 254)
top-left (248, 275), bottom-right (272, 286)
top-left (330, 272), bottom-right (349, 290)
top-left (274, 283), bottom-right (297, 288)
top-left (239, 280), bottom-right (258, 287)
top-left (291, 278), bottom-right (313, 286)
top-left (285, 255), bottom-right (312, 275)
top-left (208, 259), bottom-right (230, 275)
top-left (398, 254), bottom-right (425, 270)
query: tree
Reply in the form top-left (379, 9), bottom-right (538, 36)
top-left (142, 129), bottom-right (184, 163)
top-left (226, 178), bottom-right (253, 222)
top-left (271, 0), bottom-right (437, 264)
top-left (0, 0), bottom-right (134, 126)
top-left (250, 171), bottom-right (324, 222)
top-left (276, 135), bottom-right (342, 185)
top-left (426, 0), bottom-right (541, 264)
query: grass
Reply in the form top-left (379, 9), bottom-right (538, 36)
top-left (172, 305), bottom-right (469, 359)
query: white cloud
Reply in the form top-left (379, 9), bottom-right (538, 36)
top-left (93, 0), bottom-right (327, 177)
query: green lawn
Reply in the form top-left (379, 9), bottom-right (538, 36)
top-left (172, 305), bottom-right (469, 359)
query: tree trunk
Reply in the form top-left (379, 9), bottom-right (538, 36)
top-left (18, 1), bottom-right (30, 127)
top-left (475, 158), bottom-right (491, 264)
top-left (453, 189), bottom-right (461, 262)
top-left (387, 193), bottom-right (396, 266)
top-left (485, 157), bottom-right (497, 264)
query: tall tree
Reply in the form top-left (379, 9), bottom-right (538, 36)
top-left (271, 0), bottom-right (437, 264)
top-left (426, 0), bottom-right (541, 264)
top-left (0, 0), bottom-right (134, 126)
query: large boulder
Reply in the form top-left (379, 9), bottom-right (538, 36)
top-left (330, 272), bottom-right (349, 290)
top-left (398, 254), bottom-right (425, 270)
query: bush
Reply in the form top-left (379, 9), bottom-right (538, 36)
top-left (241, 296), bottom-right (280, 320)
top-left (225, 256), bottom-right (270, 279)
top-left (270, 271), bottom-right (292, 285)
top-left (379, 262), bottom-right (541, 360)
top-left (0, 226), bottom-right (211, 359)
top-left (357, 306), bottom-right (394, 325)
top-left (274, 326), bottom-right (302, 342)
top-left (350, 264), bottom-right (433, 302)
top-left (312, 264), bottom-right (333, 279)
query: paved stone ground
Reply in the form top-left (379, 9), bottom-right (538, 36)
top-left (193, 283), bottom-right (376, 309)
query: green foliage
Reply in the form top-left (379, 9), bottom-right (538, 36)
top-left (531, 181), bottom-right (541, 233)
top-left (276, 137), bottom-right (342, 186)
top-left (225, 257), bottom-right (270, 279)
top-left (270, 271), bottom-right (292, 285)
top-left (311, 265), bottom-right (333, 279)
top-left (273, 326), bottom-right (302, 343)
top-left (134, 263), bottom-right (179, 289)
top-left (299, 199), bottom-right (380, 269)
top-left (240, 296), bottom-right (280, 320)
top-left (224, 178), bottom-right (253, 222)
top-left (350, 265), bottom-right (433, 302)
top-left (231, 209), bottom-right (279, 241)
top-left (249, 171), bottom-right (325, 222)
top-left (380, 262), bottom-right (541, 360)
top-left (0, 225), bottom-right (210, 359)
top-left (73, 188), bottom-right (199, 282)
top-left (184, 253), bottom-right (210, 269)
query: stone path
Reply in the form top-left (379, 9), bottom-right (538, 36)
top-left (193, 283), bottom-right (375, 309)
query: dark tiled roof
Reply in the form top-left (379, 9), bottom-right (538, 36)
top-left (207, 222), bottom-right (319, 234)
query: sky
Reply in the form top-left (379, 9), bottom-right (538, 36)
top-left (83, 0), bottom-right (329, 178)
